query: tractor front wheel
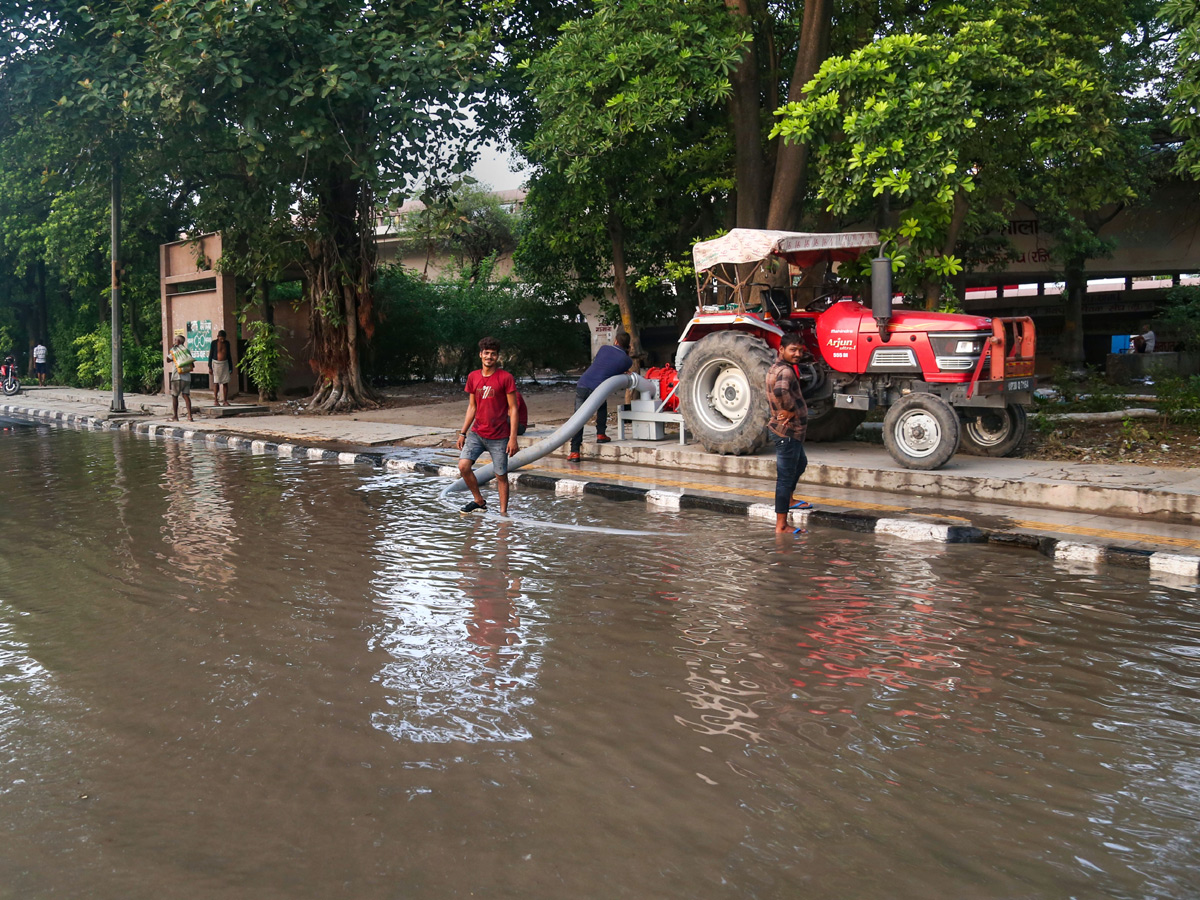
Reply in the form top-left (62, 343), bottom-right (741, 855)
top-left (882, 393), bottom-right (960, 470)
top-left (678, 331), bottom-right (774, 455)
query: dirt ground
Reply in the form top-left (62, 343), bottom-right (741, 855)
top-left (275, 380), bottom-right (1198, 469)
top-left (1023, 418), bottom-right (1200, 468)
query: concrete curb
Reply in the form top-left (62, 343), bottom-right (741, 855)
top-left (565, 438), bottom-right (1200, 525)
top-left (7, 401), bottom-right (1198, 582)
top-left (383, 458), bottom-right (1200, 581)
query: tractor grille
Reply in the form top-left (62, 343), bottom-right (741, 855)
top-left (869, 348), bottom-right (918, 368)
top-left (935, 356), bottom-right (976, 370)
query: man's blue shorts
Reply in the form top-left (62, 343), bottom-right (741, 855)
top-left (460, 431), bottom-right (509, 476)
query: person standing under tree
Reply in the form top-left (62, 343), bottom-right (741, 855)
top-left (32, 341), bottom-right (48, 386)
top-left (209, 329), bottom-right (233, 407)
top-left (167, 334), bottom-right (195, 422)
top-left (456, 336), bottom-right (520, 516)
top-left (767, 332), bottom-right (814, 534)
top-left (568, 331), bottom-right (633, 462)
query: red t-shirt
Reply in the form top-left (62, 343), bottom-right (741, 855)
top-left (465, 369), bottom-right (517, 439)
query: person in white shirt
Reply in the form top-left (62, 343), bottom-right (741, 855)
top-left (1132, 325), bottom-right (1156, 353)
top-left (32, 342), bottom-right (47, 385)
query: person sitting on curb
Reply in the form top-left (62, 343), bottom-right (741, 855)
top-left (167, 334), bottom-right (196, 422)
top-left (456, 336), bottom-right (520, 517)
top-left (568, 331), bottom-right (633, 462)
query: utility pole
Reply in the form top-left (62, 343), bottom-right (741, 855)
top-left (110, 155), bottom-right (126, 413)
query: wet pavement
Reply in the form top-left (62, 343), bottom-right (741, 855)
top-left (3, 423), bottom-right (1200, 898)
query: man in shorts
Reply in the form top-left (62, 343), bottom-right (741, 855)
top-left (167, 334), bottom-right (195, 422)
top-left (456, 336), bottom-right (520, 516)
top-left (32, 341), bottom-right (48, 386)
top-left (209, 329), bottom-right (233, 406)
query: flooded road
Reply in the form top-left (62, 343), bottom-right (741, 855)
top-left (2, 419), bottom-right (1199, 899)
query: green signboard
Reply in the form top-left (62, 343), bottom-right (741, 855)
top-left (187, 320), bottom-right (212, 362)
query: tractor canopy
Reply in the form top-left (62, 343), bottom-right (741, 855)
top-left (692, 228), bottom-right (880, 273)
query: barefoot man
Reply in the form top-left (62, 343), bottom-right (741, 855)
top-left (209, 329), bottom-right (233, 406)
top-left (456, 336), bottom-right (520, 517)
top-left (167, 334), bottom-right (195, 422)
top-left (767, 333), bottom-right (811, 533)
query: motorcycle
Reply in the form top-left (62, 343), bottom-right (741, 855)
top-left (1, 356), bottom-right (20, 396)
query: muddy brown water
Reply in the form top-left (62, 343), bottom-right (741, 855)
top-left (1, 419), bottom-right (1199, 899)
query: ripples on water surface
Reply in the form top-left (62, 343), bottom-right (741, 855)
top-left (1, 420), bottom-right (1198, 899)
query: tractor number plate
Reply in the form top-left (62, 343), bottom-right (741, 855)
top-left (1005, 377), bottom-right (1033, 392)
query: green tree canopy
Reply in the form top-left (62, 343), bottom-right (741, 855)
top-left (773, 0), bottom-right (1132, 308)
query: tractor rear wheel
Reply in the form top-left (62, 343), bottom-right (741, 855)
top-left (882, 393), bottom-right (960, 470)
top-left (806, 402), bottom-right (866, 442)
top-left (678, 331), bottom-right (774, 455)
top-left (959, 404), bottom-right (1028, 457)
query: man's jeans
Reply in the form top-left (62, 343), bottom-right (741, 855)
top-left (570, 386), bottom-right (608, 453)
top-left (773, 434), bottom-right (808, 514)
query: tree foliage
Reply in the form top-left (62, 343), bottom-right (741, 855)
top-left (390, 183), bottom-right (518, 282)
top-left (1166, 0), bottom-right (1200, 177)
top-left (774, 0), bottom-right (1132, 307)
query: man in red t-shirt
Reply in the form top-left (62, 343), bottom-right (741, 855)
top-left (456, 336), bottom-right (521, 515)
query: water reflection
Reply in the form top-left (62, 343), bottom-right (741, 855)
top-left (158, 440), bottom-right (238, 591)
top-left (369, 499), bottom-right (540, 743)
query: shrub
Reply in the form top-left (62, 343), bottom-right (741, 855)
top-left (370, 261), bottom-right (588, 383)
top-left (241, 320), bottom-right (292, 401)
top-left (1040, 365), bottom-right (1125, 413)
top-left (1155, 374), bottom-right (1200, 426)
top-left (71, 324), bottom-right (164, 392)
top-left (1161, 285), bottom-right (1200, 349)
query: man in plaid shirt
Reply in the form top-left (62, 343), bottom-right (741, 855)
top-left (766, 332), bottom-right (811, 533)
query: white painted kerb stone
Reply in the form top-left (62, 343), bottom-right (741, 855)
top-left (647, 490), bottom-right (682, 510)
top-left (1149, 553), bottom-right (1200, 577)
top-left (1054, 542), bottom-right (1104, 564)
top-left (876, 519), bottom-right (952, 543)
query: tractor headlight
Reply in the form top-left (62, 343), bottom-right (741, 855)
top-left (930, 332), bottom-right (990, 372)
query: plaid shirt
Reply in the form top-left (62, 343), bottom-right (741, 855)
top-left (766, 358), bottom-right (808, 440)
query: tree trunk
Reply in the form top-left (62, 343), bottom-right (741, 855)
top-left (765, 0), bottom-right (831, 230)
top-left (607, 208), bottom-right (643, 363)
top-left (725, 0), bottom-right (767, 228)
top-left (1061, 255), bottom-right (1086, 365)
top-left (923, 190), bottom-right (970, 309)
top-left (258, 279), bottom-right (274, 402)
top-left (304, 164), bottom-right (379, 413)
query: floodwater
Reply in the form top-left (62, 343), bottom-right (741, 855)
top-left (2, 418), bottom-right (1199, 900)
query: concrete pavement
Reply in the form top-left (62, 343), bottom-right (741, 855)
top-left (5, 385), bottom-right (1200, 577)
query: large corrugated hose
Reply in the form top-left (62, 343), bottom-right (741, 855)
top-left (441, 372), bottom-right (658, 499)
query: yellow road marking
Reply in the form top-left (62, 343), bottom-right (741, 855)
top-left (1011, 520), bottom-right (1200, 552)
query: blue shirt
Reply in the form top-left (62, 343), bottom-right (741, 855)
top-left (577, 344), bottom-right (633, 390)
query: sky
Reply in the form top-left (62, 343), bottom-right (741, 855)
top-left (467, 142), bottom-right (526, 192)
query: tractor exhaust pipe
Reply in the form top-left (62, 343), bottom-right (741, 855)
top-left (872, 255), bottom-right (893, 343)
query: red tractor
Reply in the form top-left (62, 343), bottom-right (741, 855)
top-left (673, 229), bottom-right (1036, 470)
